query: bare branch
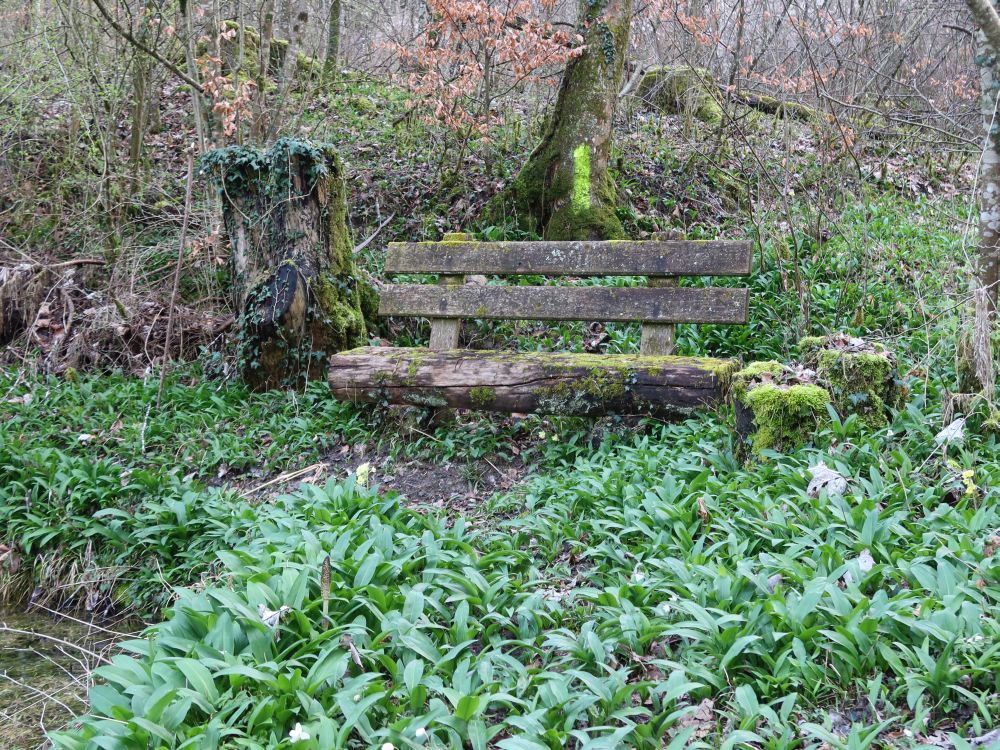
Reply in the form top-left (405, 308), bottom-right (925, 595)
top-left (87, 0), bottom-right (204, 93)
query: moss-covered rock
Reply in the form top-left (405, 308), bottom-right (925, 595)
top-left (733, 360), bottom-right (832, 457)
top-left (799, 334), bottom-right (900, 428)
top-left (637, 66), bottom-right (722, 124)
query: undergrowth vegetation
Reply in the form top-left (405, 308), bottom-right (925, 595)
top-left (2, 189), bottom-right (999, 747)
top-left (35, 393), bottom-right (1000, 749)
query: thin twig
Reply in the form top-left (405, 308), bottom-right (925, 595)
top-left (157, 147), bottom-right (196, 409)
top-left (0, 627), bottom-right (109, 664)
top-left (353, 212), bottom-right (396, 255)
top-left (239, 463), bottom-right (327, 498)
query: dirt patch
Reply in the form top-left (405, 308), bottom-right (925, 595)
top-left (234, 440), bottom-right (531, 519)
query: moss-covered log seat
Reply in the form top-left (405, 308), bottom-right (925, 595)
top-left (327, 233), bottom-right (752, 417)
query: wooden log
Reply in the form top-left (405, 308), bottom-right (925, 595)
top-left (328, 347), bottom-right (739, 416)
top-left (380, 284), bottom-right (748, 324)
top-left (386, 239), bottom-right (752, 277)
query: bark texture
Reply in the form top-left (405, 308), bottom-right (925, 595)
top-left (206, 139), bottom-right (368, 390)
top-left (977, 26), bottom-right (1000, 313)
top-left (324, 0), bottom-right (342, 79)
top-left (484, 0), bottom-right (633, 240)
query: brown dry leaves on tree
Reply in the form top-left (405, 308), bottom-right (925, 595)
top-left (395, 0), bottom-right (582, 134)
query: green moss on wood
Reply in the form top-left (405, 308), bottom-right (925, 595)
top-left (731, 360), bottom-right (785, 402)
top-left (797, 336), bottom-right (827, 367)
top-left (816, 349), bottom-right (896, 428)
top-left (536, 364), bottom-right (630, 415)
top-left (470, 386), bottom-right (496, 407)
top-left (798, 335), bottom-right (899, 428)
top-left (403, 392), bottom-right (449, 408)
top-left (742, 382), bottom-right (831, 456)
top-left (637, 66), bottom-right (722, 124)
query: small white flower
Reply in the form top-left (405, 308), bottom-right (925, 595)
top-left (353, 693), bottom-right (361, 702)
top-left (632, 569), bottom-right (645, 583)
top-left (660, 603), bottom-right (671, 615)
top-left (381, 744), bottom-right (395, 750)
top-left (288, 723), bottom-right (310, 743)
top-left (415, 727), bottom-right (427, 738)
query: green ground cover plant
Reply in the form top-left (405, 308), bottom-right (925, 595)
top-left (37, 398), bottom-right (1000, 749)
top-left (1, 194), bottom-right (995, 747)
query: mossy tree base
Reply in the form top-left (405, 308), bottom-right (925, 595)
top-left (205, 139), bottom-right (369, 391)
top-left (328, 347), bottom-right (738, 417)
top-left (482, 0), bottom-right (632, 240)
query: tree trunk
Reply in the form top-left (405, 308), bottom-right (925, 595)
top-left (978, 28), bottom-right (1000, 313)
top-left (324, 0), bottom-right (341, 80)
top-left (179, 2), bottom-right (208, 151)
top-left (485, 0), bottom-right (633, 240)
top-left (965, 0), bottom-right (1000, 312)
top-left (206, 140), bottom-right (370, 390)
top-left (128, 51), bottom-right (149, 187)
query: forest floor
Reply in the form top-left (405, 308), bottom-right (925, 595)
top-left (2, 79), bottom-right (999, 749)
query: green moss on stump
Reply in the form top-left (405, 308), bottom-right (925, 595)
top-left (733, 361), bottom-right (832, 457)
top-left (816, 350), bottom-right (894, 428)
top-left (743, 383), bottom-right (831, 455)
top-left (799, 335), bottom-right (900, 429)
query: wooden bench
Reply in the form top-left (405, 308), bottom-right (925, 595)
top-left (328, 233), bottom-right (751, 417)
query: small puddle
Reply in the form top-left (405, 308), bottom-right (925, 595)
top-left (0, 608), bottom-right (137, 750)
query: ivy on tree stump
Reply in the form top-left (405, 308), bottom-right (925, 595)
top-left (205, 139), bottom-right (369, 390)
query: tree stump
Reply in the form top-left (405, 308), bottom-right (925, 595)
top-left (798, 334), bottom-right (901, 429)
top-left (733, 361), bottom-right (832, 458)
top-left (205, 139), bottom-right (369, 390)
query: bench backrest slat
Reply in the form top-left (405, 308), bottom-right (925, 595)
top-left (379, 285), bottom-right (748, 325)
top-left (386, 240), bottom-right (752, 277)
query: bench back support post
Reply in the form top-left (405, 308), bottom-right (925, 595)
top-left (428, 232), bottom-right (470, 350)
top-left (640, 232), bottom-right (678, 356)
top-left (640, 276), bottom-right (677, 355)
